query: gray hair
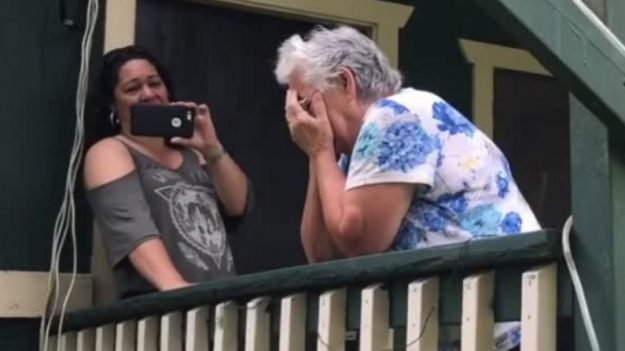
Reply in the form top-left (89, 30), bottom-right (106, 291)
top-left (274, 26), bottom-right (402, 102)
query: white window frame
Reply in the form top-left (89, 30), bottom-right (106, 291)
top-left (460, 39), bottom-right (551, 137)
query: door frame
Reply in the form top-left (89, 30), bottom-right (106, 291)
top-left (104, 0), bottom-right (414, 67)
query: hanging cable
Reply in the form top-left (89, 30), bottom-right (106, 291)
top-left (39, 0), bottom-right (99, 349)
top-left (571, 0), bottom-right (625, 58)
top-left (562, 215), bottom-right (601, 351)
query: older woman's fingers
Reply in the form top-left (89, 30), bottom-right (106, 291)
top-left (310, 92), bottom-right (328, 120)
top-left (285, 89), bottom-right (305, 117)
top-left (285, 90), bottom-right (302, 110)
top-left (284, 89), bottom-right (293, 111)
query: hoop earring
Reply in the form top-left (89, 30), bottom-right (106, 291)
top-left (109, 110), bottom-right (119, 126)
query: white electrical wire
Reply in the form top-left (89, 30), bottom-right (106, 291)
top-left (39, 0), bottom-right (99, 350)
top-left (562, 215), bottom-right (601, 351)
top-left (571, 0), bottom-right (625, 59)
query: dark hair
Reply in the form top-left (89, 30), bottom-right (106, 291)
top-left (88, 45), bottom-right (175, 141)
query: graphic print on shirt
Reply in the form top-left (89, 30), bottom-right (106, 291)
top-left (156, 182), bottom-right (228, 270)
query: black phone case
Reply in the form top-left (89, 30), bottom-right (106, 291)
top-left (130, 104), bottom-right (195, 138)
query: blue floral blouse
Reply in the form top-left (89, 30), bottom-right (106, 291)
top-left (340, 88), bottom-right (541, 250)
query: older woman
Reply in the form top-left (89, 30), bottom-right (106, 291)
top-left (85, 46), bottom-right (251, 298)
top-left (275, 26), bottom-right (537, 350)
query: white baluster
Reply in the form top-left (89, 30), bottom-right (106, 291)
top-left (245, 297), bottom-right (270, 351)
top-left (407, 278), bottom-right (439, 351)
top-left (95, 324), bottom-right (115, 351)
top-left (160, 312), bottom-right (183, 351)
top-left (317, 289), bottom-right (346, 351)
top-left (185, 306), bottom-right (210, 351)
top-left (214, 301), bottom-right (239, 351)
top-left (521, 263), bottom-right (557, 351)
top-left (360, 284), bottom-right (392, 351)
top-left (136, 316), bottom-right (158, 351)
top-left (60, 331), bottom-right (77, 351)
top-left (115, 320), bottom-right (136, 351)
top-left (461, 271), bottom-right (495, 351)
top-left (279, 294), bottom-right (307, 351)
top-left (77, 328), bottom-right (95, 351)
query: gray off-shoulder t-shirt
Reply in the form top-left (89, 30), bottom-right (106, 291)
top-left (87, 145), bottom-right (241, 297)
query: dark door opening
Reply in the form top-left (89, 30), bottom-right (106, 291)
top-left (493, 69), bottom-right (571, 229)
top-left (136, 0), bottom-right (324, 273)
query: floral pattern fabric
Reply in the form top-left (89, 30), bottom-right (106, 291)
top-left (341, 88), bottom-right (540, 351)
top-left (343, 88), bottom-right (540, 249)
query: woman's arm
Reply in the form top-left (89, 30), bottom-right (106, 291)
top-left (300, 161), bottom-right (344, 262)
top-left (128, 238), bottom-right (189, 290)
top-left (203, 145), bottom-right (249, 217)
top-left (170, 103), bottom-right (250, 217)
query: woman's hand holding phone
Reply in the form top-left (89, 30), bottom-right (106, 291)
top-left (169, 102), bottom-right (223, 157)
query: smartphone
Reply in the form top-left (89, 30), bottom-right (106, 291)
top-left (130, 104), bottom-right (195, 139)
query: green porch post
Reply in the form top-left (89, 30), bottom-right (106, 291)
top-left (572, 0), bottom-right (625, 349)
top-left (570, 98), bottom-right (625, 351)
top-left (607, 0), bottom-right (625, 344)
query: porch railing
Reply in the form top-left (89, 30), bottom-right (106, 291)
top-left (50, 230), bottom-right (563, 351)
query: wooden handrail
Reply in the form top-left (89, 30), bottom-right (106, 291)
top-left (56, 230), bottom-right (560, 332)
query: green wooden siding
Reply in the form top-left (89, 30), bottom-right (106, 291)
top-left (0, 0), bottom-right (96, 273)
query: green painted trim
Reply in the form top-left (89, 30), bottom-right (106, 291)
top-left (476, 0), bottom-right (625, 132)
top-left (606, 10), bottom-right (625, 351)
top-left (569, 97), bottom-right (613, 351)
top-left (610, 142), bottom-right (625, 351)
top-left (57, 230), bottom-right (560, 332)
top-left (569, 96), bottom-right (625, 351)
